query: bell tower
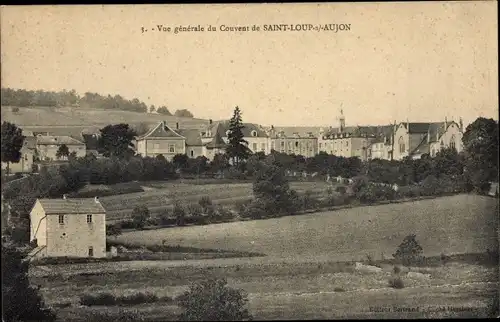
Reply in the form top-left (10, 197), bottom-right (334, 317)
top-left (338, 107), bottom-right (345, 133)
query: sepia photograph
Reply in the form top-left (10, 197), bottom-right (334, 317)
top-left (1, 2), bottom-right (498, 321)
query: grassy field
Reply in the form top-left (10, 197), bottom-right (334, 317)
top-left (1, 105), bottom-right (209, 134)
top-left (114, 194), bottom-right (499, 262)
top-left (33, 259), bottom-right (498, 320)
top-left (30, 194), bottom-right (498, 320)
top-left (101, 181), bottom-right (333, 221)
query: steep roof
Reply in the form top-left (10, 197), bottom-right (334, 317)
top-left (206, 125), bottom-right (227, 149)
top-left (207, 121), bottom-right (268, 138)
top-left (36, 135), bottom-right (85, 146)
top-left (177, 129), bottom-right (203, 146)
top-left (36, 198), bottom-right (106, 215)
top-left (136, 121), bottom-right (185, 140)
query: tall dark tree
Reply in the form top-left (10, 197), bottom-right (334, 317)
top-left (56, 144), bottom-right (70, 160)
top-left (462, 117), bottom-right (499, 192)
top-left (2, 240), bottom-right (56, 321)
top-left (1, 121), bottom-right (25, 175)
top-left (97, 124), bottom-right (137, 158)
top-left (226, 106), bottom-right (250, 166)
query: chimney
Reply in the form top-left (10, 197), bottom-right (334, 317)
top-left (63, 194), bottom-right (67, 200)
top-left (444, 116), bottom-right (448, 129)
top-left (209, 119), bottom-right (213, 125)
top-left (427, 127), bottom-right (430, 143)
top-left (94, 196), bottom-right (99, 203)
top-left (176, 122), bottom-right (179, 130)
top-left (406, 118), bottom-right (409, 132)
top-left (459, 117), bottom-right (463, 131)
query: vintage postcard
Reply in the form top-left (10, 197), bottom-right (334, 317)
top-left (1, 2), bottom-right (498, 321)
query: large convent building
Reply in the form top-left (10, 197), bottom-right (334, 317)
top-left (132, 109), bottom-right (464, 163)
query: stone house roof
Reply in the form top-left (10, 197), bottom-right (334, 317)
top-left (34, 198), bottom-right (106, 215)
top-left (36, 135), bottom-right (85, 146)
top-left (136, 121), bottom-right (184, 140)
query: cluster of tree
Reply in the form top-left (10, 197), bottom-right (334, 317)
top-left (1, 88), bottom-right (79, 107)
top-left (1, 88), bottom-right (195, 117)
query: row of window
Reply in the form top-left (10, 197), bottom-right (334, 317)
top-left (58, 214), bottom-right (93, 224)
top-left (152, 144), bottom-right (176, 153)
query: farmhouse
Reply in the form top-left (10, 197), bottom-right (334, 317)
top-left (29, 197), bottom-right (107, 259)
top-left (36, 135), bottom-right (86, 161)
top-left (135, 120), bottom-right (186, 160)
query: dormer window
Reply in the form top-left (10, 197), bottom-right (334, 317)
top-left (251, 130), bottom-right (257, 137)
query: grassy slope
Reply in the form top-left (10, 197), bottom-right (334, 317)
top-left (102, 181), bottom-right (332, 221)
top-left (0, 106), bottom-right (209, 133)
top-left (37, 260), bottom-right (498, 320)
top-left (115, 194), bottom-right (499, 262)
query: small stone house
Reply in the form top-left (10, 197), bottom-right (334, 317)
top-left (29, 196), bottom-right (107, 259)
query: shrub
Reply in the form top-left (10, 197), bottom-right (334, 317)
top-left (187, 203), bottom-right (203, 217)
top-left (393, 234), bottom-right (424, 266)
top-left (333, 287), bottom-right (345, 292)
top-left (131, 205), bottom-right (150, 230)
top-left (388, 276), bottom-right (405, 289)
top-left (241, 200), bottom-right (268, 220)
top-left (80, 292), bottom-right (167, 306)
top-left (216, 205), bottom-right (234, 221)
top-left (173, 202), bottom-right (186, 226)
top-left (198, 196), bottom-right (213, 212)
top-left (301, 190), bottom-right (320, 210)
top-left (80, 292), bottom-right (117, 306)
top-left (159, 209), bottom-right (174, 226)
top-left (421, 175), bottom-right (440, 196)
top-left (106, 223), bottom-right (122, 237)
top-left (234, 199), bottom-right (251, 216)
top-left (176, 277), bottom-right (252, 321)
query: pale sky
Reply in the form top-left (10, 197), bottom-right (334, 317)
top-left (1, 2), bottom-right (498, 127)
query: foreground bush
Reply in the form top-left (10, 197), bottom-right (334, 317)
top-left (80, 291), bottom-right (171, 306)
top-left (393, 234), bottom-right (424, 266)
top-left (388, 276), bottom-right (405, 289)
top-left (2, 241), bottom-right (56, 321)
top-left (176, 277), bottom-right (252, 321)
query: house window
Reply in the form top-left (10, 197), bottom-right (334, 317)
top-left (346, 141), bottom-right (349, 147)
top-left (280, 142), bottom-right (285, 148)
top-left (398, 136), bottom-right (405, 153)
top-left (58, 215), bottom-right (65, 225)
top-left (169, 145), bottom-right (175, 153)
top-left (295, 141), bottom-right (299, 148)
top-left (251, 130), bottom-right (257, 137)
top-left (88, 246), bottom-right (94, 257)
top-left (261, 143), bottom-right (266, 151)
top-left (252, 143), bottom-right (257, 151)
top-left (190, 150), bottom-right (194, 157)
top-left (87, 214), bottom-right (92, 223)
top-left (319, 143), bottom-right (322, 149)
